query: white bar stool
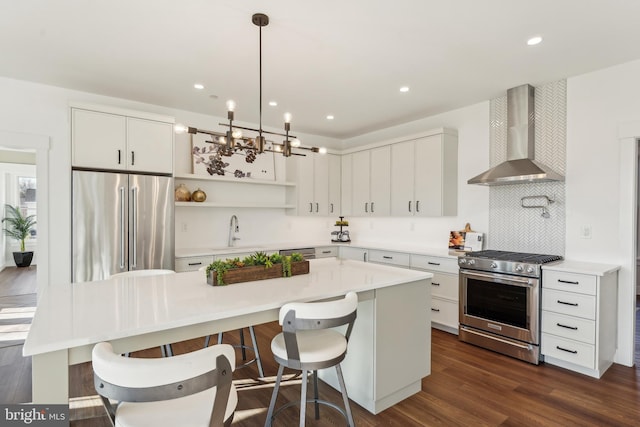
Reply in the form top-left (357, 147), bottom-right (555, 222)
top-left (93, 342), bottom-right (237, 426)
top-left (265, 292), bottom-right (358, 427)
top-left (110, 269), bottom-right (176, 357)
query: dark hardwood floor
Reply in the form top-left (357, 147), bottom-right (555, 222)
top-left (2, 267), bottom-right (640, 426)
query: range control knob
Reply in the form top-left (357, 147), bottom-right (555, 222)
top-left (468, 259), bottom-right (476, 265)
top-left (527, 266), bottom-right (535, 274)
top-left (490, 262), bottom-right (498, 268)
top-left (515, 264), bottom-right (524, 272)
top-left (459, 259), bottom-right (467, 264)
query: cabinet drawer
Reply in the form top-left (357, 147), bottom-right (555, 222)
top-left (542, 289), bottom-right (596, 319)
top-left (315, 246), bottom-right (338, 258)
top-left (430, 297), bottom-right (459, 329)
top-left (175, 256), bottom-right (212, 272)
top-left (410, 254), bottom-right (458, 274)
top-left (368, 250), bottom-right (410, 267)
top-left (430, 272), bottom-right (459, 300)
top-left (543, 270), bottom-right (596, 295)
top-left (542, 311), bottom-right (595, 344)
top-left (542, 333), bottom-right (595, 369)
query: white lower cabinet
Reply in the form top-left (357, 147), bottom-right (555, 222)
top-left (367, 249), bottom-right (410, 268)
top-left (339, 246), bottom-right (369, 262)
top-left (175, 256), bottom-right (213, 272)
top-left (410, 254), bottom-right (459, 334)
top-left (541, 262), bottom-right (619, 378)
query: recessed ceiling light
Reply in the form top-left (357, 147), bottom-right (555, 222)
top-left (527, 36), bottom-right (542, 46)
top-left (194, 83), bottom-right (204, 90)
top-left (269, 101), bottom-right (278, 106)
top-left (400, 86), bottom-right (410, 93)
top-left (326, 115), bottom-right (334, 120)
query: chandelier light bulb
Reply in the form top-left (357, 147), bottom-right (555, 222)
top-left (318, 147), bottom-right (327, 154)
top-left (232, 129), bottom-right (243, 139)
top-left (284, 112), bottom-right (292, 124)
top-left (174, 124), bottom-right (187, 134)
top-left (274, 145), bottom-right (282, 152)
top-left (226, 100), bottom-right (236, 112)
top-left (291, 139), bottom-right (301, 148)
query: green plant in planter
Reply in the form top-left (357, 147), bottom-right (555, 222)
top-left (2, 204), bottom-right (36, 252)
top-left (206, 251), bottom-right (306, 285)
top-left (291, 253), bottom-right (304, 262)
top-left (282, 255), bottom-right (292, 277)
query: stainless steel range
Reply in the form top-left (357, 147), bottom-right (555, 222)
top-left (458, 250), bottom-right (562, 364)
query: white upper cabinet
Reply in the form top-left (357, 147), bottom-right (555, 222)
top-left (341, 153), bottom-right (353, 216)
top-left (72, 106), bottom-right (174, 174)
top-left (390, 132), bottom-right (458, 217)
top-left (288, 153), bottom-right (339, 216)
top-left (352, 146), bottom-right (391, 216)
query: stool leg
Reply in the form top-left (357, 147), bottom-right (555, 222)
top-left (160, 345), bottom-right (167, 358)
top-left (313, 370), bottom-right (320, 420)
top-left (300, 369), bottom-right (308, 427)
top-left (336, 364), bottom-right (355, 427)
top-left (265, 364), bottom-right (285, 427)
top-left (204, 335), bottom-right (211, 348)
top-left (249, 326), bottom-right (265, 378)
top-left (164, 344), bottom-right (173, 357)
top-left (239, 329), bottom-right (247, 361)
top-left (218, 332), bottom-right (223, 345)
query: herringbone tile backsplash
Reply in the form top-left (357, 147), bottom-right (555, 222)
top-left (488, 80), bottom-right (566, 255)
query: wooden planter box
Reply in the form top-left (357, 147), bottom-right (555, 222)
top-left (207, 261), bottom-right (310, 286)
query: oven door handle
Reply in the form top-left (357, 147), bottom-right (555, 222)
top-left (460, 270), bottom-right (534, 287)
top-left (460, 326), bottom-right (533, 350)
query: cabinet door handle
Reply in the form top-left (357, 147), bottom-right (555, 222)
top-left (408, 201), bottom-right (412, 212)
top-left (365, 202), bottom-right (368, 213)
top-left (363, 253), bottom-right (367, 262)
top-left (432, 282), bottom-right (440, 286)
top-left (309, 203), bottom-right (313, 213)
top-left (316, 202), bottom-right (319, 213)
top-left (558, 279), bottom-right (580, 285)
top-left (383, 255), bottom-right (393, 259)
top-left (117, 149), bottom-right (122, 165)
top-left (428, 261), bottom-right (440, 266)
top-left (330, 203), bottom-right (334, 213)
top-left (416, 200), bottom-right (420, 212)
top-left (557, 300), bottom-right (578, 307)
top-left (322, 250), bottom-right (331, 254)
top-left (556, 345), bottom-right (578, 354)
top-left (431, 308), bottom-right (440, 312)
top-left (131, 151), bottom-right (135, 165)
top-left (556, 323), bottom-right (578, 330)
top-left (188, 262), bottom-right (203, 266)
top-left (371, 202), bottom-right (375, 213)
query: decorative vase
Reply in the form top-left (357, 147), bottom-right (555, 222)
top-left (175, 184), bottom-right (191, 201)
top-left (192, 188), bottom-right (207, 202)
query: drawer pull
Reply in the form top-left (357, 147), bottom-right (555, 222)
top-left (556, 345), bottom-right (578, 354)
top-left (322, 250), bottom-right (331, 254)
top-left (431, 282), bottom-right (440, 286)
top-left (431, 308), bottom-right (440, 312)
top-left (188, 262), bottom-right (203, 266)
top-left (558, 279), bottom-right (579, 285)
top-left (556, 323), bottom-right (578, 330)
top-left (557, 300), bottom-right (578, 307)
top-left (383, 256), bottom-right (393, 259)
top-left (428, 261), bottom-right (440, 266)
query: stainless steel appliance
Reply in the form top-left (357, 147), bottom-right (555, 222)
top-left (72, 170), bottom-right (174, 282)
top-left (458, 250), bottom-right (562, 364)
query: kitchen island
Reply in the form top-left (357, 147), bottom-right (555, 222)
top-left (24, 258), bottom-right (432, 414)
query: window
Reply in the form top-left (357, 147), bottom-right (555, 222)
top-left (17, 176), bottom-right (36, 238)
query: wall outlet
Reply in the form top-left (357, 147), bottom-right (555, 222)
top-left (579, 225), bottom-right (592, 239)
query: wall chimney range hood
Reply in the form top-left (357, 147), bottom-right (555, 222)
top-left (467, 84), bottom-right (564, 186)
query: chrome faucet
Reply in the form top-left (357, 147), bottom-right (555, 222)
top-left (228, 215), bottom-right (240, 247)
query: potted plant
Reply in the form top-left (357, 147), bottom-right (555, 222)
top-left (205, 251), bottom-right (309, 286)
top-left (2, 204), bottom-right (36, 267)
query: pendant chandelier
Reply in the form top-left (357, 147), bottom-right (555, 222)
top-left (181, 13), bottom-right (325, 162)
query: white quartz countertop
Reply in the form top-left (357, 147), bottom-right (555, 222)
top-left (24, 258), bottom-right (432, 357)
top-left (542, 260), bottom-right (620, 276)
top-left (175, 240), bottom-right (461, 259)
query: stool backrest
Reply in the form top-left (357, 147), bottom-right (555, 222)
top-left (110, 269), bottom-right (175, 278)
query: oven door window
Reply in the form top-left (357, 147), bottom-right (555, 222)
top-left (466, 278), bottom-right (528, 329)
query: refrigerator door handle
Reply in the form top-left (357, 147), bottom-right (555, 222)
top-left (131, 186), bottom-right (138, 268)
top-left (119, 186), bottom-right (126, 269)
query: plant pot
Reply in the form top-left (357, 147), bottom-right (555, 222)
top-left (13, 251), bottom-right (33, 268)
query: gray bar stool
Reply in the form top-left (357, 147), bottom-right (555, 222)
top-left (204, 327), bottom-right (264, 378)
top-left (265, 292), bottom-right (358, 427)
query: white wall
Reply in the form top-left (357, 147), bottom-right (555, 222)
top-left (340, 102), bottom-right (490, 248)
top-left (566, 58), bottom-right (640, 366)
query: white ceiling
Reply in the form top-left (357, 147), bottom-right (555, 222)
top-left (2, 0), bottom-right (640, 140)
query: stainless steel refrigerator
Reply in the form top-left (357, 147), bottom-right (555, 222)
top-left (72, 170), bottom-right (174, 282)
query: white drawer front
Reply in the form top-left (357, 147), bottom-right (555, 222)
top-left (543, 270), bottom-right (596, 295)
top-left (368, 250), bottom-right (410, 267)
top-left (542, 333), bottom-right (595, 369)
top-left (430, 272), bottom-right (459, 300)
top-left (315, 246), bottom-right (338, 258)
top-left (542, 289), bottom-right (596, 320)
top-left (430, 297), bottom-right (459, 329)
top-left (175, 256), bottom-right (212, 272)
top-left (542, 311), bottom-right (595, 344)
top-left (410, 254), bottom-right (459, 274)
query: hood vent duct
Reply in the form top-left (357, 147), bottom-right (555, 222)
top-left (467, 84), bottom-right (564, 186)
